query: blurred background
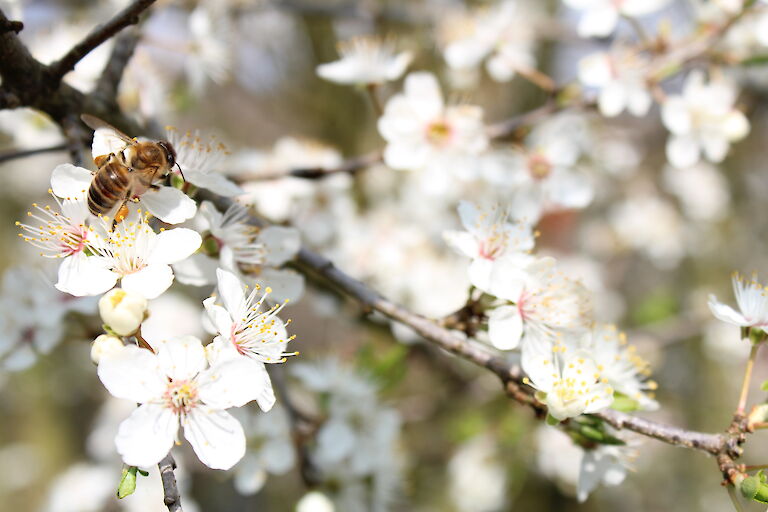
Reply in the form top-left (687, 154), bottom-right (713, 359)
top-left (1, 0), bottom-right (768, 510)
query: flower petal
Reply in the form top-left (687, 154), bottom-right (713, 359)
top-left (258, 226), bottom-right (301, 266)
top-left (156, 335), bottom-right (207, 381)
top-left (120, 264), bottom-right (174, 300)
top-left (216, 268), bottom-right (247, 319)
top-left (198, 358), bottom-right (275, 411)
top-left (488, 305), bottom-right (524, 350)
top-left (51, 164), bottom-right (92, 200)
top-left (116, 403), bottom-right (178, 468)
top-left (183, 406), bottom-right (246, 470)
top-left (97, 345), bottom-right (166, 402)
top-left (173, 252), bottom-right (218, 287)
top-left (707, 294), bottom-right (748, 326)
top-left (140, 186), bottom-right (197, 224)
top-left (150, 228), bottom-right (202, 265)
top-left (55, 253), bottom-right (118, 297)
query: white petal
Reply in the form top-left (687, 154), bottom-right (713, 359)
top-left (92, 127), bottom-right (131, 160)
top-left (488, 305), bottom-right (524, 350)
top-left (216, 268), bottom-right (247, 319)
top-left (156, 335), bottom-right (207, 381)
top-left (199, 357), bottom-right (275, 411)
top-left (723, 111), bottom-right (750, 142)
top-left (403, 72), bottom-right (444, 120)
top-left (183, 406), bottom-right (246, 470)
top-left (97, 345), bottom-right (166, 402)
top-left (468, 258), bottom-right (495, 291)
top-left (120, 264), bottom-right (174, 300)
top-left (55, 253), bottom-right (118, 297)
top-left (116, 403), bottom-right (178, 467)
top-left (184, 170), bottom-right (244, 197)
top-left (578, 7), bottom-right (619, 37)
top-left (258, 226), bottom-right (301, 266)
top-left (255, 268), bottom-right (305, 304)
top-left (50, 164), bottom-right (92, 200)
top-left (316, 419), bottom-right (356, 464)
top-left (666, 135), bottom-right (700, 168)
top-left (708, 294), bottom-right (748, 326)
top-left (203, 298), bottom-right (235, 337)
top-left (141, 186), bottom-right (197, 224)
top-left (661, 97), bottom-right (691, 134)
top-left (150, 228), bottom-right (202, 265)
top-left (234, 455), bottom-right (268, 495)
top-left (444, 230), bottom-right (479, 259)
top-left (598, 82), bottom-right (627, 117)
top-left (173, 253), bottom-right (218, 287)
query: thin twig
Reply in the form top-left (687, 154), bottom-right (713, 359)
top-left (0, 144), bottom-right (68, 164)
top-left (737, 342), bottom-right (760, 416)
top-left (47, 0), bottom-right (156, 83)
top-left (158, 451), bottom-right (183, 512)
top-left (94, 29), bottom-right (141, 102)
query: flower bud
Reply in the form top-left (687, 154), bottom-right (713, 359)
top-left (98, 289), bottom-right (148, 336)
top-left (741, 471), bottom-right (768, 504)
top-left (91, 335), bottom-right (124, 364)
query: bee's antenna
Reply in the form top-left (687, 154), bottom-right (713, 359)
top-left (176, 162), bottom-right (186, 182)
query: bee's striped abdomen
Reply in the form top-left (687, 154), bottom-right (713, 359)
top-left (87, 162), bottom-right (131, 217)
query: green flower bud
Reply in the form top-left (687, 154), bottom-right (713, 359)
top-left (117, 466), bottom-right (139, 499)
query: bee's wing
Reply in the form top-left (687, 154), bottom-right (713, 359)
top-left (81, 114), bottom-right (136, 160)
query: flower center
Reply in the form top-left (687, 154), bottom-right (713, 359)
top-left (164, 379), bottom-right (198, 415)
top-left (425, 120), bottom-right (453, 147)
top-left (527, 153), bottom-right (552, 180)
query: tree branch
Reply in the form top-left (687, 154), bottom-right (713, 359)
top-left (94, 28), bottom-right (141, 102)
top-left (0, 143), bottom-right (68, 164)
top-left (158, 452), bottom-right (183, 512)
top-left (47, 0), bottom-right (155, 84)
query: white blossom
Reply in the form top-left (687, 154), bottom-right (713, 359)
top-left (444, 200), bottom-right (535, 291)
top-left (98, 288), bottom-right (147, 336)
top-left (563, 0), bottom-right (671, 38)
top-left (661, 71), bottom-right (749, 168)
top-left (97, 335), bottom-right (274, 469)
top-left (56, 211), bottom-right (201, 299)
top-left (708, 272), bottom-right (768, 329)
top-left (482, 255), bottom-right (593, 351)
top-left (448, 434), bottom-right (507, 512)
top-left (204, 268), bottom-right (295, 364)
top-left (378, 72), bottom-right (488, 177)
top-left (578, 48), bottom-right (652, 118)
top-left (166, 127), bottom-right (242, 197)
top-left (522, 343), bottom-right (614, 420)
top-left (316, 36), bottom-right (412, 85)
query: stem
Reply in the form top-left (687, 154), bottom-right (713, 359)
top-left (625, 15), bottom-right (652, 49)
top-left (134, 326), bottom-right (155, 353)
top-left (365, 83), bottom-right (383, 116)
top-left (728, 484), bottom-right (745, 512)
top-left (158, 451), bottom-right (182, 512)
top-left (745, 464), bottom-right (768, 471)
top-left (737, 342), bottom-right (760, 416)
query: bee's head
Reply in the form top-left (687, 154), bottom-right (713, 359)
top-left (158, 140), bottom-right (176, 168)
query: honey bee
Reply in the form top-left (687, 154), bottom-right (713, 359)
top-left (81, 114), bottom-right (182, 221)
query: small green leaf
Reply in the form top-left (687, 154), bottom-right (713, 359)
top-left (546, 414), bottom-right (560, 426)
top-left (610, 393), bottom-right (640, 412)
top-left (117, 466), bottom-right (139, 499)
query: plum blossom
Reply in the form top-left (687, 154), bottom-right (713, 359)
top-left (204, 268), bottom-right (295, 364)
top-left (233, 405), bottom-right (296, 495)
top-left (166, 127), bottom-right (242, 197)
top-left (173, 201), bottom-right (304, 302)
top-left (316, 36), bottom-right (412, 85)
top-left (577, 444), bottom-right (633, 502)
top-left (97, 336), bottom-right (274, 469)
top-left (563, 0), bottom-right (671, 38)
top-left (377, 72), bottom-right (488, 177)
top-left (448, 434), bottom-right (507, 512)
top-left (573, 324), bottom-right (658, 411)
top-left (56, 212), bottom-right (201, 299)
top-left (482, 256), bottom-right (593, 351)
top-left (661, 71), bottom-right (750, 168)
top-left (439, 0), bottom-right (539, 83)
top-left (578, 48), bottom-right (652, 118)
top-left (522, 343), bottom-right (614, 420)
top-left (443, 200), bottom-right (535, 291)
top-left (0, 265), bottom-right (94, 371)
top-left (708, 272), bottom-right (768, 329)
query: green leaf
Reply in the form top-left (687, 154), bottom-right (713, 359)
top-left (610, 393), bottom-right (640, 412)
top-left (546, 414), bottom-right (560, 426)
top-left (117, 466), bottom-right (139, 499)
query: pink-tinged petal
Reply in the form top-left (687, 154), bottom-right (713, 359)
top-left (55, 253), bottom-right (118, 297)
top-left (51, 164), bottom-right (92, 200)
top-left (216, 268), bottom-right (247, 319)
top-left (183, 407), bottom-right (246, 470)
top-left (198, 358), bottom-right (275, 411)
top-left (115, 403), bottom-right (177, 468)
top-left (708, 294), bottom-right (748, 326)
top-left (156, 335), bottom-right (207, 381)
top-left (488, 305), bottom-right (524, 350)
top-left (150, 228), bottom-right (202, 265)
top-left (444, 230), bottom-right (479, 259)
top-left (141, 186), bottom-right (197, 224)
top-left (97, 345), bottom-right (166, 402)
top-left (120, 264), bottom-right (173, 300)
top-left (203, 298), bottom-right (235, 337)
